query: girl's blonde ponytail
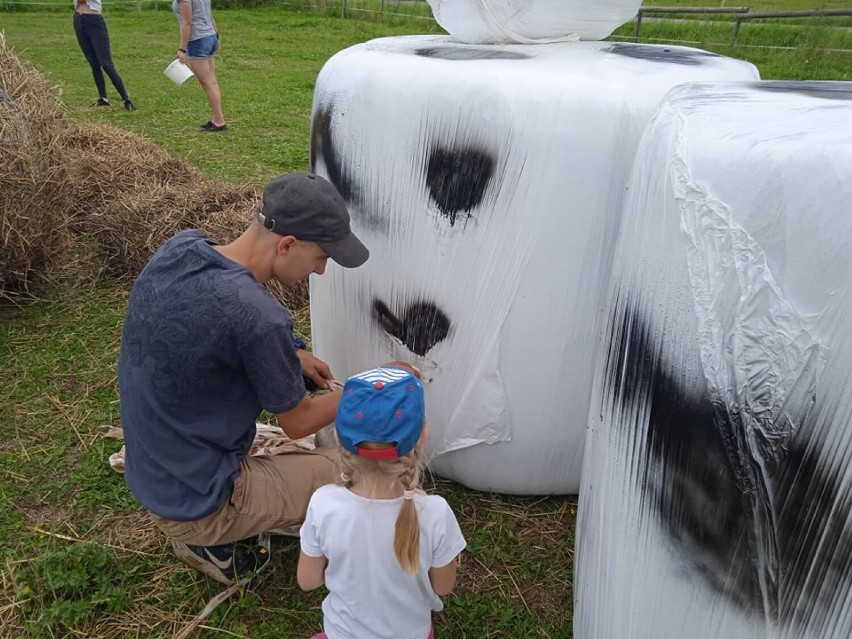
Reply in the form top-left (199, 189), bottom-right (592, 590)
top-left (394, 452), bottom-right (422, 574)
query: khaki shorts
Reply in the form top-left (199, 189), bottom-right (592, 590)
top-left (149, 447), bottom-right (339, 545)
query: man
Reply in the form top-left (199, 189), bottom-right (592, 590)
top-left (118, 172), bottom-right (369, 584)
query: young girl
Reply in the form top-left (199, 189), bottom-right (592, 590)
top-left (298, 365), bottom-right (466, 639)
top-left (73, 0), bottom-right (135, 111)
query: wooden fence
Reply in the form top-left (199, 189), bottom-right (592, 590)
top-left (634, 5), bottom-right (852, 46)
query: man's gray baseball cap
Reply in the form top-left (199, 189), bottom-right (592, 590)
top-left (257, 172), bottom-right (369, 268)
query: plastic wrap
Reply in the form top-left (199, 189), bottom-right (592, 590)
top-left (426, 0), bottom-right (642, 43)
top-left (309, 37), bottom-right (758, 494)
top-left (576, 81), bottom-right (852, 637)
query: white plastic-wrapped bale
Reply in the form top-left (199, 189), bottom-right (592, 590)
top-left (309, 37), bottom-right (758, 494)
top-left (576, 81), bottom-right (852, 638)
top-left (426, 0), bottom-right (642, 43)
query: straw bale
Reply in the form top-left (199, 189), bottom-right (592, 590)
top-left (268, 276), bottom-right (310, 313)
top-left (62, 123), bottom-right (198, 227)
top-left (0, 34), bottom-right (71, 298)
top-left (77, 179), bottom-right (257, 277)
top-left (77, 178), bottom-right (306, 306)
top-left (0, 37), bottom-right (310, 313)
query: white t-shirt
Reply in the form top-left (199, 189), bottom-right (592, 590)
top-left (300, 484), bottom-right (467, 639)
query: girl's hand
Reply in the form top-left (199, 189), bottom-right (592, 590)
top-left (383, 360), bottom-right (421, 379)
top-left (177, 49), bottom-right (187, 64)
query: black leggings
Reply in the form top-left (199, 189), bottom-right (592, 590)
top-left (73, 12), bottom-right (129, 101)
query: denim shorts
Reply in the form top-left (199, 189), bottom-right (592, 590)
top-left (186, 34), bottom-right (219, 60)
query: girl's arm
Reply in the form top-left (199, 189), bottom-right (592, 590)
top-left (297, 551), bottom-right (328, 591)
top-left (428, 557), bottom-right (458, 596)
top-left (177, 0), bottom-right (192, 63)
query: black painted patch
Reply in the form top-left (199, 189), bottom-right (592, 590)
top-left (415, 47), bottom-right (529, 61)
top-left (606, 43), bottom-right (718, 66)
top-left (755, 81), bottom-right (852, 102)
top-left (605, 299), bottom-right (852, 633)
top-left (425, 147), bottom-right (495, 226)
top-left (373, 299), bottom-right (451, 356)
top-left (310, 104), bottom-right (356, 203)
top-left (606, 302), bottom-right (761, 613)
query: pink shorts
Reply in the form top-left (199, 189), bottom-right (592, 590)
top-left (311, 626), bottom-right (435, 639)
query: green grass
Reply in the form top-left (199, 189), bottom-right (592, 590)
top-left (613, 15), bottom-right (852, 79)
top-left (1, 4), bottom-right (849, 638)
top-left (0, 10), bottom-right (574, 638)
top-left (1, 9), bottom-right (443, 181)
top-left (0, 281), bottom-right (576, 638)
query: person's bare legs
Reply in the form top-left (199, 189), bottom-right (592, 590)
top-left (188, 57), bottom-right (224, 126)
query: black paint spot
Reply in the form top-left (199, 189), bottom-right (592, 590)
top-left (425, 147), bottom-right (495, 226)
top-left (310, 104), bottom-right (356, 203)
top-left (605, 299), bottom-right (852, 633)
top-left (607, 43), bottom-right (718, 66)
top-left (605, 302), bottom-right (762, 613)
top-left (415, 47), bottom-right (529, 61)
top-left (373, 299), bottom-right (451, 356)
top-left (755, 81), bottom-right (852, 102)
top-left (773, 438), bottom-right (851, 634)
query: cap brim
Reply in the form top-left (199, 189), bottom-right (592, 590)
top-left (320, 232), bottom-right (369, 268)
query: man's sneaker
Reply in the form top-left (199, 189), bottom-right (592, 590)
top-left (123, 99), bottom-right (136, 111)
top-left (90, 97), bottom-right (110, 108)
top-left (171, 537), bottom-right (270, 585)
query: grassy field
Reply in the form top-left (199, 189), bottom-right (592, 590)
top-left (1, 4), bottom-right (850, 639)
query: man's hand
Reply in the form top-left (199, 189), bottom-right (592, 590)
top-left (296, 349), bottom-right (334, 390)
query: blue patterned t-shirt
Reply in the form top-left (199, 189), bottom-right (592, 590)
top-left (118, 230), bottom-right (306, 521)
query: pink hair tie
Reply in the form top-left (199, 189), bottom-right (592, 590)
top-left (403, 490), bottom-right (416, 500)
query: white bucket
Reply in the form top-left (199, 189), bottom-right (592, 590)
top-left (164, 59), bottom-right (194, 86)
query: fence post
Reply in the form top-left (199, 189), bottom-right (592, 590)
top-left (341, 0), bottom-right (346, 18)
top-left (381, 0), bottom-right (385, 23)
top-left (633, 10), bottom-right (643, 42)
top-left (731, 16), bottom-right (742, 47)
top-left (136, 0), bottom-right (142, 10)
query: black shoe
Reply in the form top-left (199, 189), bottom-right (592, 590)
top-left (91, 97), bottom-right (110, 108)
top-left (201, 121), bottom-right (227, 132)
top-left (123, 99), bottom-right (136, 112)
top-left (200, 120), bottom-right (214, 130)
top-left (171, 537), bottom-right (270, 584)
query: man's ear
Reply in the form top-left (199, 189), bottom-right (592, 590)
top-left (276, 235), bottom-right (297, 256)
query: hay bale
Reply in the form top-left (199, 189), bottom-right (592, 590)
top-left (77, 175), bottom-right (310, 310)
top-left (0, 33), bottom-right (71, 298)
top-left (0, 37), bottom-right (310, 313)
top-left (62, 123), bottom-right (198, 227)
top-left (267, 278), bottom-right (310, 315)
top-left (82, 179), bottom-right (259, 277)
